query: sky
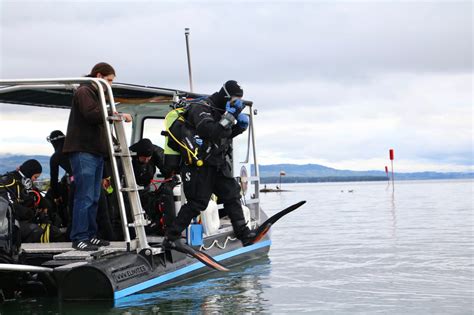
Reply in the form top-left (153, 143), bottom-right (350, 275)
top-left (0, 0), bottom-right (472, 172)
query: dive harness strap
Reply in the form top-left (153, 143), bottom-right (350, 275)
top-left (165, 107), bottom-right (204, 167)
top-left (39, 223), bottom-right (51, 243)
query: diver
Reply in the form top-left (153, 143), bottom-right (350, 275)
top-left (0, 159), bottom-right (49, 243)
top-left (128, 138), bottom-right (176, 235)
top-left (164, 80), bottom-right (255, 247)
top-left (47, 130), bottom-right (73, 228)
top-left (129, 138), bottom-right (166, 190)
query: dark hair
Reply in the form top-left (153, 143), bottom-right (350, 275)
top-left (88, 62), bottom-right (115, 77)
top-left (47, 130), bottom-right (65, 143)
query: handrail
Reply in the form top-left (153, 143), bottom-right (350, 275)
top-left (249, 108), bottom-right (261, 223)
top-left (99, 78), bottom-right (152, 250)
top-left (0, 77), bottom-right (151, 250)
top-left (94, 78), bottom-right (134, 247)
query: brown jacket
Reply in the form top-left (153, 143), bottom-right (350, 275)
top-left (63, 84), bottom-right (108, 157)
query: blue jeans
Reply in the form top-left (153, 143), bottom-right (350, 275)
top-left (69, 152), bottom-right (104, 242)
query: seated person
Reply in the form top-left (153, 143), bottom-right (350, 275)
top-left (129, 138), bottom-right (166, 191)
top-left (129, 138), bottom-right (176, 235)
top-left (0, 159), bottom-right (64, 243)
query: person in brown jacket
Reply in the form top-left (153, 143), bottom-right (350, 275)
top-left (63, 62), bottom-right (131, 251)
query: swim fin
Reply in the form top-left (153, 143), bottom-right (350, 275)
top-left (246, 200), bottom-right (306, 245)
top-left (163, 238), bottom-right (229, 272)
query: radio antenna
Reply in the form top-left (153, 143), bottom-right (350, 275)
top-left (184, 27), bottom-right (194, 92)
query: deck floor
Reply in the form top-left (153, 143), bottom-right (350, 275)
top-left (21, 236), bottom-right (165, 260)
top-left (20, 223), bottom-right (240, 261)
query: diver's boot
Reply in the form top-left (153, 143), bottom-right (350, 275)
top-left (161, 237), bottom-right (177, 250)
top-left (162, 225), bottom-right (182, 250)
top-left (240, 230), bottom-right (257, 247)
top-left (234, 223), bottom-right (256, 247)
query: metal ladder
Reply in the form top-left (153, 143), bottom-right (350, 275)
top-left (96, 78), bottom-right (151, 252)
top-left (0, 78), bottom-right (156, 253)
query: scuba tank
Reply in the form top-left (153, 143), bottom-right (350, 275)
top-left (172, 177), bottom-right (182, 217)
top-left (0, 174), bottom-right (20, 263)
top-left (163, 99), bottom-right (207, 174)
top-left (0, 196), bottom-right (20, 264)
top-left (163, 106), bottom-right (186, 174)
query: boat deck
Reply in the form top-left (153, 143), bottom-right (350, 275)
top-left (20, 223), bottom-right (238, 262)
top-left (21, 236), bottom-right (165, 261)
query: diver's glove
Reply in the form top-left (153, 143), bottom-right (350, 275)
top-left (220, 99), bottom-right (244, 128)
top-left (162, 237), bottom-right (178, 250)
top-left (225, 99), bottom-right (244, 118)
top-left (237, 113), bottom-right (249, 129)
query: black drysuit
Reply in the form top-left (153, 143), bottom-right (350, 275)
top-left (166, 94), bottom-right (251, 242)
top-left (49, 139), bottom-right (73, 227)
top-left (0, 172), bottom-right (45, 242)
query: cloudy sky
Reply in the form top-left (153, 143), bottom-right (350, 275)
top-left (0, 0), bottom-right (472, 172)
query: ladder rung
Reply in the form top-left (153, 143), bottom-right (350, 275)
top-left (107, 115), bottom-right (123, 122)
top-left (121, 186), bottom-right (144, 192)
top-left (128, 218), bottom-right (151, 228)
top-left (113, 153), bottom-right (135, 157)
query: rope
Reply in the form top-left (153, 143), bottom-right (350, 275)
top-left (200, 235), bottom-right (236, 251)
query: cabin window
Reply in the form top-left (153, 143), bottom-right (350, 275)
top-left (142, 117), bottom-right (166, 148)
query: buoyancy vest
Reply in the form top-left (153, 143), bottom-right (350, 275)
top-left (0, 173), bottom-right (22, 204)
top-left (163, 99), bottom-right (211, 172)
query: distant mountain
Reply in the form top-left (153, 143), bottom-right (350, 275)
top-left (0, 154), bottom-right (51, 175)
top-left (0, 155), bottom-right (472, 182)
top-left (259, 163), bottom-right (473, 183)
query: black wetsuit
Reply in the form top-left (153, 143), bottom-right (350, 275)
top-left (166, 93), bottom-right (251, 241)
top-left (49, 139), bottom-right (74, 228)
top-left (49, 141), bottom-right (72, 199)
top-left (129, 144), bottom-right (166, 190)
top-left (0, 172), bottom-right (44, 242)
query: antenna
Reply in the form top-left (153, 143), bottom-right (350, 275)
top-left (184, 27), bottom-right (194, 92)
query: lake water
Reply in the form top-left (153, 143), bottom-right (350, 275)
top-left (1, 179), bottom-right (473, 314)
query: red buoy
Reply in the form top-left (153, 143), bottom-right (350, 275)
top-left (389, 149), bottom-right (395, 190)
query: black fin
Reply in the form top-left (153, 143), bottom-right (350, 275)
top-left (167, 239), bottom-right (229, 272)
top-left (248, 200), bottom-right (306, 245)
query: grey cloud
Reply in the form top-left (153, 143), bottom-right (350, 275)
top-left (0, 1), bottom-right (472, 171)
top-left (1, 2), bottom-right (471, 86)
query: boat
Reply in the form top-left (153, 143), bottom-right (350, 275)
top-left (260, 186), bottom-right (290, 193)
top-left (0, 77), bottom-right (271, 302)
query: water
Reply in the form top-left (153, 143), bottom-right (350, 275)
top-left (1, 180), bottom-right (472, 314)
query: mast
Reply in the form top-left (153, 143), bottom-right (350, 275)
top-left (184, 27), bottom-right (194, 92)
